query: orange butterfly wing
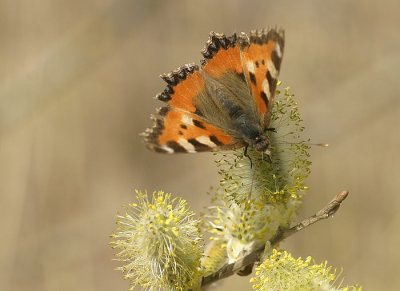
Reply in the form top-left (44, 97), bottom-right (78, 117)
top-left (239, 28), bottom-right (285, 124)
top-left (143, 28), bottom-right (285, 153)
top-left (142, 64), bottom-right (240, 153)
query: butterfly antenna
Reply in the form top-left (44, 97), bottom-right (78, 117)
top-left (275, 141), bottom-right (329, 147)
top-left (311, 143), bottom-right (329, 147)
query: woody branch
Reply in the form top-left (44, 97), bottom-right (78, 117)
top-left (201, 190), bottom-right (349, 287)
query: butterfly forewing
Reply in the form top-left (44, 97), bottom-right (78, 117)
top-left (239, 28), bottom-right (285, 126)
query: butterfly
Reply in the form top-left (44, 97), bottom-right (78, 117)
top-left (142, 28), bottom-right (284, 154)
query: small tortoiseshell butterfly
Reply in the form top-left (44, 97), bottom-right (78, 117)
top-left (142, 28), bottom-right (284, 154)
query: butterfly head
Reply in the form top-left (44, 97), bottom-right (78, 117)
top-left (251, 134), bottom-right (269, 152)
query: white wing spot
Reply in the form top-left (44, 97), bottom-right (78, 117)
top-left (178, 138), bottom-right (196, 153)
top-left (181, 114), bottom-right (193, 126)
top-left (262, 79), bottom-right (271, 100)
top-left (275, 43), bottom-right (282, 58)
top-left (246, 61), bottom-right (256, 74)
top-left (267, 60), bottom-right (278, 79)
top-left (196, 136), bottom-right (217, 148)
top-left (160, 145), bottom-right (174, 154)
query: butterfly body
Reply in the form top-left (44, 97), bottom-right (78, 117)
top-left (143, 28), bottom-right (284, 154)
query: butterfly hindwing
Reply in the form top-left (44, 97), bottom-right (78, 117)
top-left (143, 64), bottom-right (243, 153)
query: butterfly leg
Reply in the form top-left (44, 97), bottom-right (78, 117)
top-left (243, 145), bottom-right (253, 168)
top-left (261, 149), bottom-right (273, 164)
top-left (266, 152), bottom-right (273, 163)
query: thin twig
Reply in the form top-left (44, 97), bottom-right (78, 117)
top-left (201, 191), bottom-right (349, 287)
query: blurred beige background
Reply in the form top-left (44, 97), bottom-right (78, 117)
top-left (1, 0), bottom-right (399, 290)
